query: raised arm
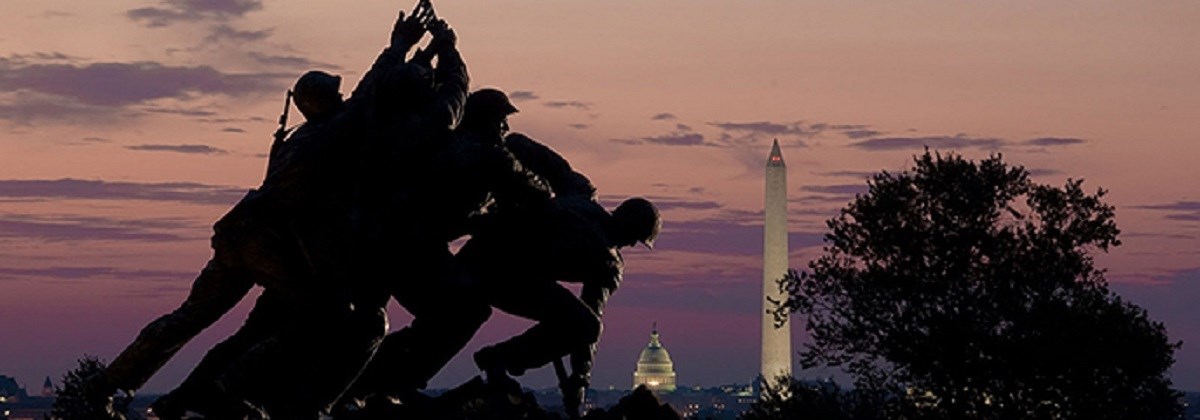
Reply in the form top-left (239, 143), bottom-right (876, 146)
top-left (424, 19), bottom-right (468, 129)
top-left (347, 7), bottom-right (433, 103)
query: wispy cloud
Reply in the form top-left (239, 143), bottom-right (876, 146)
top-left (1133, 201), bottom-right (1200, 222)
top-left (0, 266), bottom-right (193, 282)
top-left (507, 91), bottom-right (538, 101)
top-left (127, 0), bottom-right (264, 27)
top-left (612, 132), bottom-right (705, 147)
top-left (0, 213), bottom-right (192, 242)
top-left (709, 121), bottom-right (818, 138)
top-left (1023, 137), bottom-right (1086, 147)
top-left (143, 106), bottom-right (218, 117)
top-left (0, 178), bottom-right (245, 205)
top-left (800, 184), bottom-right (869, 196)
top-left (816, 170), bottom-right (876, 179)
top-left (0, 58), bottom-right (286, 107)
top-left (568, 123), bottom-right (590, 130)
top-left (643, 133), bottom-right (704, 146)
top-left (246, 51), bottom-right (339, 70)
top-left (126, 144), bottom-right (229, 155)
top-left (204, 24), bottom-right (273, 43)
top-left (651, 113), bottom-right (677, 121)
top-left (850, 135), bottom-right (1004, 151)
top-left (543, 100), bottom-right (592, 110)
top-left (843, 129), bottom-right (882, 139)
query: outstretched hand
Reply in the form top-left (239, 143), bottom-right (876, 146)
top-left (427, 19), bottom-right (457, 54)
top-left (390, 3), bottom-right (435, 49)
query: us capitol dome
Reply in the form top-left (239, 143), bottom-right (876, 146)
top-left (632, 324), bottom-right (677, 392)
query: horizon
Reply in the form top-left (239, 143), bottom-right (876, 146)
top-left (1, 1), bottom-right (1197, 395)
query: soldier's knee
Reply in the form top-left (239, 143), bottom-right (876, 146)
top-left (568, 316), bottom-right (602, 347)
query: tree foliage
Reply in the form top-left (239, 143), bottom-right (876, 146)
top-left (741, 377), bottom-right (882, 420)
top-left (48, 356), bottom-right (125, 420)
top-left (777, 151), bottom-right (1182, 419)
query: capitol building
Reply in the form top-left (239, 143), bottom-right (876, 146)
top-left (632, 325), bottom-right (677, 392)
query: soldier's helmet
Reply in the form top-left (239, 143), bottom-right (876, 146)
top-left (294, 71), bottom-right (341, 100)
top-left (465, 88), bottom-right (519, 118)
top-left (293, 70), bottom-right (343, 119)
top-left (611, 197), bottom-right (661, 249)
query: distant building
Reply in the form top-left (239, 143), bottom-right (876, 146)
top-left (761, 139), bottom-right (792, 383)
top-left (0, 375), bottom-right (27, 403)
top-left (632, 324), bottom-right (677, 392)
top-left (39, 377), bottom-right (52, 398)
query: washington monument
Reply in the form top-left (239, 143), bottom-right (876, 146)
top-left (761, 139), bottom-right (792, 382)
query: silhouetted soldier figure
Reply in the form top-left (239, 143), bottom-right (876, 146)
top-left (100, 6), bottom-right (441, 419)
top-left (462, 130), bottom-right (661, 417)
top-left (343, 89), bottom-right (552, 408)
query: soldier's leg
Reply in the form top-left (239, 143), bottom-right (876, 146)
top-left (216, 303), bottom-right (388, 418)
top-left (105, 260), bottom-right (255, 393)
top-left (352, 244), bottom-right (492, 397)
top-left (477, 281), bottom-right (602, 376)
top-left (150, 289), bottom-right (294, 418)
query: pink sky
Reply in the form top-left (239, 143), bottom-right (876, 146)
top-left (1, 1), bottom-right (1198, 393)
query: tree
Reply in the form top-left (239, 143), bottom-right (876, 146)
top-left (48, 356), bottom-right (127, 420)
top-left (776, 151), bottom-right (1182, 419)
top-left (740, 377), bottom-right (883, 420)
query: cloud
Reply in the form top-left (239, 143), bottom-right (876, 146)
top-left (1026, 168), bottom-right (1064, 177)
top-left (127, 0), bottom-right (264, 27)
top-left (1133, 201), bottom-right (1200, 222)
top-left (507, 91), bottom-right (538, 101)
top-left (612, 132), bottom-right (706, 147)
top-left (643, 133), bottom-right (704, 146)
top-left (816, 170), bottom-right (876, 179)
top-left (800, 184), bottom-right (869, 196)
top-left (1023, 137), bottom-right (1086, 147)
top-left (221, 127), bottom-right (246, 133)
top-left (0, 92), bottom-right (119, 124)
top-left (676, 123), bottom-right (692, 131)
top-left (850, 135), bottom-right (1005, 151)
top-left (246, 52), bottom-right (339, 70)
top-left (0, 214), bottom-right (191, 242)
top-left (143, 106), bottom-right (218, 117)
top-left (709, 121), bottom-right (819, 137)
top-left (651, 113), bottom-right (677, 121)
top-left (568, 123), bottom-right (590, 130)
top-left (4, 52), bottom-right (78, 64)
top-left (0, 266), bottom-right (193, 282)
top-left (204, 24), bottom-right (273, 43)
top-left (543, 100), bottom-right (592, 110)
top-left (843, 129), bottom-right (882, 139)
top-left (0, 58), bottom-right (287, 109)
top-left (0, 178), bottom-right (246, 206)
top-left (126, 144), bottom-right (229, 155)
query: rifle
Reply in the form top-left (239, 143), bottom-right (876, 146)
top-left (270, 89), bottom-right (293, 159)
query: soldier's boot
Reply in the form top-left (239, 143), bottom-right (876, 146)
top-left (473, 346), bottom-right (521, 394)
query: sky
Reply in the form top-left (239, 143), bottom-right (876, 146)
top-left (0, 0), bottom-right (1198, 394)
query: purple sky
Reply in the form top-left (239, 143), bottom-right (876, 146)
top-left (1, 1), bottom-right (1198, 393)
